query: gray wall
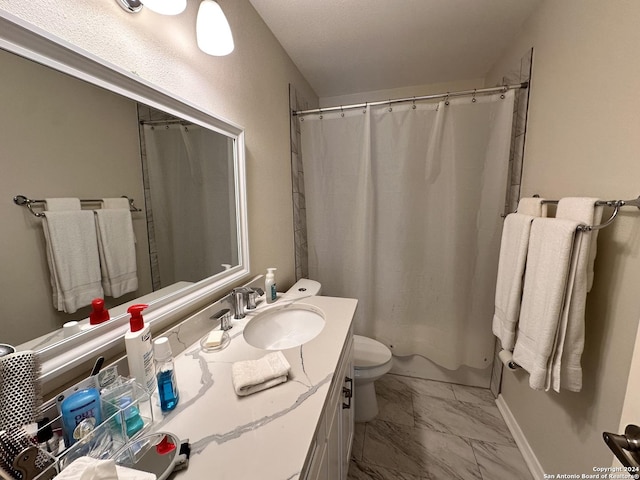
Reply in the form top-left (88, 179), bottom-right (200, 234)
top-left (486, 0), bottom-right (640, 473)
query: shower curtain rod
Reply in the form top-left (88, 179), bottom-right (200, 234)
top-left (293, 81), bottom-right (529, 117)
top-left (139, 119), bottom-right (193, 126)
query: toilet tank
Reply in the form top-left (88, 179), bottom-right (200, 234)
top-left (283, 278), bottom-right (322, 299)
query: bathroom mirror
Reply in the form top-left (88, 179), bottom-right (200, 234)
top-left (0, 11), bottom-right (250, 384)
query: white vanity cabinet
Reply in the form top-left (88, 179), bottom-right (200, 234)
top-left (304, 332), bottom-right (355, 480)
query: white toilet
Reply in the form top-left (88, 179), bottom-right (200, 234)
top-left (352, 335), bottom-right (392, 422)
top-left (284, 279), bottom-right (393, 423)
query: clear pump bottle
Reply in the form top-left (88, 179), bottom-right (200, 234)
top-left (153, 337), bottom-right (179, 412)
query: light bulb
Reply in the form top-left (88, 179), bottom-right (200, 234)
top-left (140, 0), bottom-right (186, 15)
top-left (197, 0), bottom-right (234, 56)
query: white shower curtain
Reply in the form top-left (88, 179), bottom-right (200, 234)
top-left (300, 90), bottom-right (515, 370)
top-left (143, 124), bottom-right (237, 287)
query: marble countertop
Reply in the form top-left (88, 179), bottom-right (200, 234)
top-left (151, 295), bottom-right (357, 480)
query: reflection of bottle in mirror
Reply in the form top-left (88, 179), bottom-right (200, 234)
top-left (89, 298), bottom-right (110, 325)
top-left (153, 338), bottom-right (179, 412)
top-left (265, 268), bottom-right (277, 304)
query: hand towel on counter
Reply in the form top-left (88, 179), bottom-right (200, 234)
top-left (231, 351), bottom-right (291, 396)
top-left (516, 197), bottom-right (549, 217)
top-left (56, 456), bottom-right (156, 480)
top-left (42, 207), bottom-right (103, 314)
top-left (492, 213), bottom-right (535, 351)
top-left (94, 198), bottom-right (138, 298)
top-left (548, 197), bottom-right (603, 392)
top-left (512, 217), bottom-right (580, 390)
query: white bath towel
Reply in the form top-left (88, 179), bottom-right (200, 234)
top-left (231, 351), bottom-right (291, 396)
top-left (102, 197), bottom-right (130, 210)
top-left (42, 210), bottom-right (103, 313)
top-left (512, 217), bottom-right (580, 390)
top-left (548, 197), bottom-right (603, 392)
top-left (516, 197), bottom-right (549, 217)
top-left (95, 198), bottom-right (138, 298)
top-left (44, 197), bottom-right (82, 211)
top-left (492, 213), bottom-right (535, 351)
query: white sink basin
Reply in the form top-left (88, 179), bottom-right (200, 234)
top-left (243, 304), bottom-right (325, 350)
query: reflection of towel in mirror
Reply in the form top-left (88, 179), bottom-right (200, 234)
top-left (95, 198), bottom-right (138, 298)
top-left (42, 210), bottom-right (103, 313)
top-left (231, 351), bottom-right (291, 396)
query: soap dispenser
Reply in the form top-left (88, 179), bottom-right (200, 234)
top-left (124, 304), bottom-right (156, 394)
top-left (265, 268), bottom-right (277, 304)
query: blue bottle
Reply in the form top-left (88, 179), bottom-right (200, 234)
top-left (60, 388), bottom-right (102, 446)
top-left (153, 338), bottom-right (179, 412)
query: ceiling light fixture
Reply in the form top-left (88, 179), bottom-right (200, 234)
top-left (116, 0), bottom-right (234, 57)
top-left (196, 0), bottom-right (234, 56)
top-left (139, 0), bottom-right (187, 15)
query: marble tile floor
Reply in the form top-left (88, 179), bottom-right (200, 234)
top-left (347, 374), bottom-right (533, 480)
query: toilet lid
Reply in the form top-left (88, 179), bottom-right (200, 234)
top-left (353, 335), bottom-right (392, 368)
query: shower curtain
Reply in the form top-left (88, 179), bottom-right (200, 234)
top-left (300, 90), bottom-right (515, 370)
top-left (142, 124), bottom-right (237, 288)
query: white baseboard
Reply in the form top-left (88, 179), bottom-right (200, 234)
top-left (496, 394), bottom-right (545, 479)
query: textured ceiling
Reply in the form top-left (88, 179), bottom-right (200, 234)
top-left (248, 0), bottom-right (541, 98)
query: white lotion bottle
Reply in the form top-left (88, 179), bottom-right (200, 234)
top-left (124, 304), bottom-right (156, 393)
top-left (265, 268), bottom-right (277, 304)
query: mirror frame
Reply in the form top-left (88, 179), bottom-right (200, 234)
top-left (0, 11), bottom-right (251, 388)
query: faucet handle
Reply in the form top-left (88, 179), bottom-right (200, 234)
top-left (245, 287), bottom-right (264, 311)
top-left (211, 308), bottom-right (232, 331)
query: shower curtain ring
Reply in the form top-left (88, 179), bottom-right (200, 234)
top-left (340, 106), bottom-right (344, 118)
top-left (500, 85), bottom-right (507, 99)
top-left (445, 93), bottom-right (450, 106)
top-left (472, 89), bottom-right (477, 103)
top-left (319, 108), bottom-right (323, 120)
top-left (363, 102), bottom-right (367, 114)
top-left (412, 97), bottom-right (416, 109)
top-left (388, 99), bottom-right (392, 112)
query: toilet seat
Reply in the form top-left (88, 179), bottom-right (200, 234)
top-left (353, 335), bottom-right (392, 380)
top-left (353, 335), bottom-right (392, 368)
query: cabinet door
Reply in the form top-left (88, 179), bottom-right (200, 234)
top-left (340, 340), bottom-right (355, 479)
top-left (327, 395), bottom-right (341, 480)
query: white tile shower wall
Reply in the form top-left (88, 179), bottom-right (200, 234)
top-left (289, 84), bottom-right (310, 280)
top-left (490, 48), bottom-right (533, 398)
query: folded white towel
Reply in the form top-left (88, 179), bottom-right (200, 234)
top-left (102, 197), bottom-right (130, 210)
top-left (45, 197), bottom-right (82, 211)
top-left (95, 199), bottom-right (138, 298)
top-left (548, 197), bottom-right (603, 392)
top-left (512, 217), bottom-right (580, 390)
top-left (56, 456), bottom-right (156, 480)
top-left (492, 213), bottom-right (535, 351)
top-left (516, 197), bottom-right (549, 217)
top-left (42, 210), bottom-right (103, 313)
top-left (231, 351), bottom-right (291, 396)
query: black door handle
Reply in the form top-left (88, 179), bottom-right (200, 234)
top-left (603, 424), bottom-right (640, 471)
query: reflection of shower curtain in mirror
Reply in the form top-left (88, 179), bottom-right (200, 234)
top-left (142, 124), bottom-right (237, 288)
top-left (300, 91), bottom-right (515, 370)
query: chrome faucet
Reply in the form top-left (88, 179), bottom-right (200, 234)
top-left (231, 287), bottom-right (248, 319)
top-left (231, 287), bottom-right (265, 319)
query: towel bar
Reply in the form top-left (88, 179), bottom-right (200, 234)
top-left (524, 195), bottom-right (640, 232)
top-left (13, 194), bottom-right (141, 217)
